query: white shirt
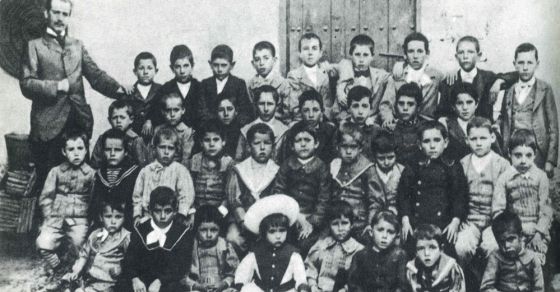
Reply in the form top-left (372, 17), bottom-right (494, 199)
top-left (46, 27), bottom-right (65, 38)
top-left (297, 157), bottom-right (314, 165)
top-left (136, 83), bottom-right (152, 99)
top-left (147, 219), bottom-right (173, 247)
top-left (460, 67), bottom-right (478, 83)
top-left (457, 118), bottom-right (469, 136)
top-left (404, 64), bottom-right (426, 84)
top-left (216, 77), bottom-right (229, 94)
top-left (514, 77), bottom-right (536, 105)
top-left (376, 165), bottom-right (394, 184)
top-left (303, 65), bottom-right (319, 86)
top-left (471, 151), bottom-right (494, 174)
top-left (177, 81), bottom-right (191, 98)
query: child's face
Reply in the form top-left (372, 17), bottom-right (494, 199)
top-left (134, 58), bottom-right (157, 85)
top-left (338, 134), bottom-right (361, 164)
top-left (103, 137), bottom-right (127, 167)
top-left (396, 96), bottom-right (418, 122)
top-left (250, 132), bottom-right (273, 164)
top-left (218, 99), bottom-right (237, 125)
top-left (467, 127), bottom-right (495, 158)
top-left (416, 239), bottom-right (442, 268)
top-left (210, 57), bottom-right (234, 81)
top-left (100, 205), bottom-right (125, 234)
top-left (202, 132), bottom-right (225, 158)
top-left (293, 131), bottom-right (319, 160)
top-left (197, 221), bottom-right (220, 248)
top-left (510, 145), bottom-right (535, 174)
top-left (454, 93), bottom-right (477, 122)
top-left (150, 203), bottom-right (176, 229)
top-left (351, 45), bottom-right (373, 71)
top-left (455, 41), bottom-right (480, 72)
top-left (420, 129), bottom-right (448, 159)
top-left (496, 229), bottom-right (523, 259)
top-left (514, 51), bottom-right (539, 82)
top-left (252, 49), bottom-right (276, 77)
top-left (110, 108), bottom-right (134, 131)
top-left (171, 57), bottom-right (193, 83)
top-left (375, 151), bottom-right (397, 173)
top-left (301, 100), bottom-right (322, 127)
top-left (266, 225), bottom-right (287, 248)
top-left (299, 38), bottom-right (322, 67)
top-left (62, 138), bottom-right (87, 167)
top-left (329, 215), bottom-right (352, 242)
top-left (163, 97), bottom-right (185, 126)
top-left (349, 96), bottom-right (372, 124)
top-left (155, 138), bottom-right (177, 166)
top-left (257, 92), bottom-right (277, 122)
top-left (372, 219), bottom-right (397, 250)
top-left (405, 40), bottom-right (428, 70)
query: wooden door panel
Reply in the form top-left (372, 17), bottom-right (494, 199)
top-left (302, 0), bottom-right (331, 63)
top-left (388, 0), bottom-right (416, 69)
top-left (288, 0), bottom-right (304, 71)
top-left (360, 0), bottom-right (389, 70)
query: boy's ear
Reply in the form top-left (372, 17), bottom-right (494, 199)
top-left (208, 60), bottom-right (212, 66)
top-left (231, 61), bottom-right (236, 68)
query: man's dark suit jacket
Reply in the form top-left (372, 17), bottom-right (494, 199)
top-left (199, 75), bottom-right (255, 126)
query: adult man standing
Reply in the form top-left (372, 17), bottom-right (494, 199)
top-left (20, 0), bottom-right (130, 188)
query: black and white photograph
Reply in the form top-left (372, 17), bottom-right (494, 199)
top-left (0, 0), bottom-right (559, 291)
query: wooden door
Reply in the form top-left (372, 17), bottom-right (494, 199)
top-left (283, 0), bottom-right (416, 74)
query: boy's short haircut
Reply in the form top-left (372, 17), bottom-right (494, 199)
top-left (514, 42), bottom-right (538, 61)
top-left (396, 82), bottom-right (423, 105)
top-left (372, 130), bottom-right (397, 154)
top-left (101, 128), bottom-right (127, 150)
top-left (326, 200), bottom-right (355, 224)
top-left (100, 197), bottom-right (126, 215)
top-left (298, 89), bottom-right (324, 111)
top-left (347, 86), bottom-right (372, 105)
top-left (370, 210), bottom-right (400, 232)
top-left (509, 129), bottom-right (538, 152)
top-left (456, 35), bottom-right (480, 53)
top-left (298, 32), bottom-right (322, 51)
top-left (134, 51), bottom-right (157, 69)
top-left (492, 211), bottom-right (523, 238)
top-left (247, 123), bottom-right (275, 145)
top-left (349, 34), bottom-right (375, 55)
top-left (149, 186), bottom-right (178, 211)
top-left (61, 128), bottom-right (89, 149)
top-left (417, 120), bottom-right (448, 140)
top-left (170, 44), bottom-right (194, 66)
top-left (196, 119), bottom-right (226, 145)
top-left (337, 122), bottom-right (365, 148)
top-left (259, 213), bottom-right (290, 238)
top-left (211, 44), bottom-right (234, 63)
top-left (194, 205), bottom-right (225, 231)
top-left (153, 126), bottom-right (180, 149)
top-left (451, 82), bottom-right (479, 105)
top-left (254, 85), bottom-right (280, 104)
top-left (253, 41), bottom-right (276, 57)
top-left (414, 224), bottom-right (444, 246)
top-left (108, 99), bottom-right (134, 119)
top-left (466, 117), bottom-right (493, 136)
top-left (403, 32), bottom-right (430, 54)
top-left (160, 92), bottom-right (185, 109)
top-left (290, 122), bottom-right (319, 144)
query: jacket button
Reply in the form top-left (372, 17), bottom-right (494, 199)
top-left (416, 202), bottom-right (420, 207)
top-left (437, 211), bottom-right (441, 216)
top-left (272, 264), bottom-right (275, 268)
top-left (417, 191), bottom-right (421, 195)
top-left (417, 181), bottom-right (422, 185)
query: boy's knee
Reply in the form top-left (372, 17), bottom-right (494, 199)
top-left (36, 232), bottom-right (59, 251)
top-left (68, 223), bottom-right (89, 247)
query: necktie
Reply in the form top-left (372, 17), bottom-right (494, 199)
top-left (354, 70), bottom-right (370, 78)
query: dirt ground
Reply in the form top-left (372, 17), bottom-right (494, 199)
top-left (0, 232), bottom-right (48, 292)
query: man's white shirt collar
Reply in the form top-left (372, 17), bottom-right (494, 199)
top-left (177, 81), bottom-right (191, 98)
top-left (457, 118), bottom-right (469, 136)
top-left (303, 65), bottom-right (319, 86)
top-left (471, 151), bottom-right (494, 174)
top-left (216, 76), bottom-right (229, 94)
top-left (46, 27), bottom-right (65, 38)
top-left (147, 220), bottom-right (172, 247)
top-left (515, 76), bottom-right (536, 104)
top-left (137, 83), bottom-right (152, 99)
top-left (460, 67), bottom-right (478, 83)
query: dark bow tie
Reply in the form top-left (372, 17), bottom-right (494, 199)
top-left (354, 70), bottom-right (370, 78)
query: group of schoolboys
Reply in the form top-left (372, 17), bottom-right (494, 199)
top-left (35, 30), bottom-right (559, 292)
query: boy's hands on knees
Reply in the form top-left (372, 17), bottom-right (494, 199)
top-left (132, 277), bottom-right (147, 292)
top-left (142, 120), bottom-right (153, 136)
top-left (401, 216), bottom-right (413, 241)
top-left (545, 162), bottom-right (554, 178)
top-left (443, 218), bottom-right (461, 244)
top-left (148, 279), bottom-right (161, 292)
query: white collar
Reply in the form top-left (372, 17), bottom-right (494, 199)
top-left (216, 76), bottom-right (229, 94)
top-left (236, 158), bottom-right (279, 199)
top-left (297, 156), bottom-right (314, 165)
top-left (46, 27), bottom-right (65, 38)
top-left (136, 83), bottom-right (152, 99)
top-left (471, 151), bottom-right (494, 174)
top-left (375, 165), bottom-right (394, 184)
top-left (303, 65), bottom-right (319, 85)
top-left (460, 67), bottom-right (478, 83)
top-left (517, 76), bottom-right (536, 87)
top-left (147, 220), bottom-right (173, 247)
top-left (176, 81), bottom-right (191, 98)
top-left (457, 118), bottom-right (469, 136)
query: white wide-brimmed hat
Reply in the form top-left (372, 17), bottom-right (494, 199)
top-left (243, 194), bottom-right (299, 234)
